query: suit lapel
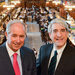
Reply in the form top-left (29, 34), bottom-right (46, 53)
top-left (55, 43), bottom-right (71, 74)
top-left (46, 44), bottom-right (53, 62)
top-left (20, 47), bottom-right (30, 75)
top-left (20, 48), bottom-right (26, 75)
top-left (1, 43), bottom-right (15, 75)
top-left (41, 44), bottom-right (53, 75)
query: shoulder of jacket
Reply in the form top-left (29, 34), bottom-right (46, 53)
top-left (41, 43), bottom-right (52, 48)
top-left (21, 46), bottom-right (34, 54)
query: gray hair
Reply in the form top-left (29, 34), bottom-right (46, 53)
top-left (6, 19), bottom-right (25, 34)
top-left (48, 18), bottom-right (71, 33)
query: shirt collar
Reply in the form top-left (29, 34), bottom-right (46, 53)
top-left (53, 43), bottom-right (67, 55)
top-left (6, 42), bottom-right (20, 57)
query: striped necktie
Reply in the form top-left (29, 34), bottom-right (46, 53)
top-left (48, 50), bottom-right (57, 75)
top-left (13, 53), bottom-right (20, 75)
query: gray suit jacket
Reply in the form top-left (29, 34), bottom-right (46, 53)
top-left (36, 42), bottom-right (75, 75)
top-left (0, 42), bottom-right (37, 75)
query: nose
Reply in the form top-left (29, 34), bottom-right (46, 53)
top-left (57, 32), bottom-right (62, 37)
top-left (17, 37), bottom-right (20, 43)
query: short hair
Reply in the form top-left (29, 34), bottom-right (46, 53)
top-left (48, 18), bottom-right (71, 33)
top-left (6, 19), bottom-right (25, 34)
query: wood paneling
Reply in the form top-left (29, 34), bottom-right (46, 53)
top-left (21, 0), bottom-right (46, 8)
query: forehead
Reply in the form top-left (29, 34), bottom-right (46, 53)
top-left (52, 23), bottom-right (66, 29)
top-left (10, 23), bottom-right (25, 32)
top-left (10, 22), bottom-right (24, 29)
top-left (11, 22), bottom-right (23, 26)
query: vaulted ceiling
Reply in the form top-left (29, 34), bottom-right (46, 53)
top-left (21, 0), bottom-right (75, 8)
top-left (21, 0), bottom-right (46, 7)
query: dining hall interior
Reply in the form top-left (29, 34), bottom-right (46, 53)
top-left (0, 0), bottom-right (75, 57)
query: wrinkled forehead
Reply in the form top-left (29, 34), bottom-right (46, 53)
top-left (52, 23), bottom-right (66, 28)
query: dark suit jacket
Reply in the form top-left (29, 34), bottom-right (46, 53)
top-left (36, 42), bottom-right (75, 75)
top-left (0, 42), bottom-right (37, 75)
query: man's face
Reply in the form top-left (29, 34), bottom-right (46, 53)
top-left (5, 23), bottom-right (26, 52)
top-left (49, 23), bottom-right (69, 49)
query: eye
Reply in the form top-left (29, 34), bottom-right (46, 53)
top-left (20, 35), bottom-right (25, 38)
top-left (12, 34), bottom-right (17, 37)
top-left (61, 29), bottom-right (66, 32)
top-left (53, 29), bottom-right (58, 33)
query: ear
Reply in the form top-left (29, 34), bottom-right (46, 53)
top-left (5, 32), bottom-right (8, 39)
top-left (49, 33), bottom-right (51, 38)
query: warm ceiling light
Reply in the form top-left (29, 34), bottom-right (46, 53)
top-left (3, 5), bottom-right (15, 8)
top-left (52, 1), bottom-right (61, 5)
top-left (65, 5), bottom-right (75, 11)
top-left (7, 8), bottom-right (11, 10)
top-left (11, 1), bottom-right (20, 5)
top-left (46, 2), bottom-right (49, 4)
top-left (65, 5), bottom-right (75, 9)
top-left (69, 8), bottom-right (72, 11)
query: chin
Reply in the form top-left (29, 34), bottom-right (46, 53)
top-left (12, 47), bottom-right (20, 51)
top-left (55, 42), bottom-right (65, 47)
top-left (57, 44), bottom-right (65, 48)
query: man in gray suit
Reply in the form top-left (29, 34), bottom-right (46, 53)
top-left (0, 20), bottom-right (37, 75)
top-left (36, 18), bottom-right (75, 75)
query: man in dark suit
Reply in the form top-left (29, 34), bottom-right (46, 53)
top-left (36, 18), bottom-right (75, 75)
top-left (0, 20), bottom-right (37, 75)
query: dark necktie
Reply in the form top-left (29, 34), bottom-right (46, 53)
top-left (13, 53), bottom-right (20, 75)
top-left (48, 50), bottom-right (57, 75)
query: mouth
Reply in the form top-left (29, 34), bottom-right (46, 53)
top-left (14, 43), bottom-right (21, 47)
top-left (56, 38), bottom-right (63, 41)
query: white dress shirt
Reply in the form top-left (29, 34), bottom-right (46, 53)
top-left (6, 42), bottom-right (22, 75)
top-left (48, 43), bottom-right (67, 70)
